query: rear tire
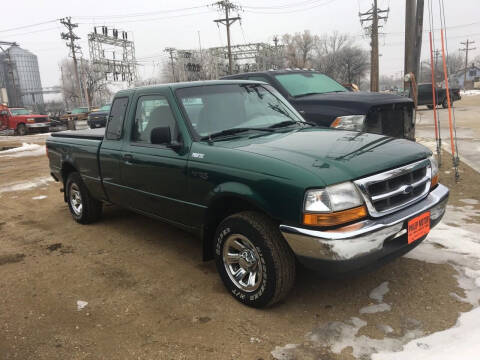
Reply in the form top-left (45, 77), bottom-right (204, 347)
top-left (214, 211), bottom-right (296, 308)
top-left (66, 172), bottom-right (102, 224)
top-left (442, 98), bottom-right (449, 109)
top-left (16, 123), bottom-right (27, 136)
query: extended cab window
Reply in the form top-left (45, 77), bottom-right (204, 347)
top-left (105, 97), bottom-right (128, 140)
top-left (132, 95), bottom-right (178, 144)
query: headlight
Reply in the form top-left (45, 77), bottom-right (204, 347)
top-left (304, 182), bottom-right (367, 226)
top-left (429, 155), bottom-right (439, 188)
top-left (304, 182), bottom-right (364, 213)
top-left (330, 115), bottom-right (366, 131)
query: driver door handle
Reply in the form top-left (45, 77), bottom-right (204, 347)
top-left (122, 154), bottom-right (134, 164)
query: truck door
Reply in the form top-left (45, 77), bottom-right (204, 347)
top-left (120, 90), bottom-right (191, 225)
top-left (99, 96), bottom-right (130, 206)
top-left (418, 84), bottom-right (432, 105)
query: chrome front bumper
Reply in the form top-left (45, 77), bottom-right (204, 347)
top-left (26, 122), bottom-right (50, 128)
top-left (280, 184), bottom-right (449, 262)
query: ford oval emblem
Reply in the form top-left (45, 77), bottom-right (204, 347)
top-left (402, 185), bottom-right (414, 195)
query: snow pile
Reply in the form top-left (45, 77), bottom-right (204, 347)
top-left (460, 89), bottom-right (480, 97)
top-left (0, 143), bottom-right (45, 158)
top-left (0, 177), bottom-right (53, 194)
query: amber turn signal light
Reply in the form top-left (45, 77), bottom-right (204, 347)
top-left (303, 205), bottom-right (367, 227)
top-left (431, 174), bottom-right (439, 189)
top-left (330, 117), bottom-right (341, 128)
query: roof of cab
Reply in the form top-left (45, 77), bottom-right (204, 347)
top-left (114, 79), bottom-right (266, 96)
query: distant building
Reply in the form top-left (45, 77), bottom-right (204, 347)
top-left (450, 64), bottom-right (480, 89)
top-left (0, 45), bottom-right (44, 109)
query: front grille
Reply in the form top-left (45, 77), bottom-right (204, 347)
top-left (354, 159), bottom-right (431, 217)
top-left (365, 104), bottom-right (414, 139)
top-left (34, 117), bottom-right (48, 123)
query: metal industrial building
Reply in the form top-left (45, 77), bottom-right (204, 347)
top-left (0, 45), bottom-right (44, 109)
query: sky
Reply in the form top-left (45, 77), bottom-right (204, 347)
top-left (1, 0), bottom-right (479, 88)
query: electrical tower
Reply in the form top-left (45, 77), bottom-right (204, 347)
top-left (88, 26), bottom-right (137, 85)
top-left (460, 39), bottom-right (476, 89)
top-left (359, 0), bottom-right (389, 92)
top-left (212, 0), bottom-right (242, 75)
top-left (60, 17), bottom-right (83, 105)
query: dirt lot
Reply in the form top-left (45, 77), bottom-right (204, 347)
top-left (0, 127), bottom-right (479, 359)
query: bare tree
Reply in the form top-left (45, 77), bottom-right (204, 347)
top-left (60, 58), bottom-right (112, 109)
top-left (282, 30), bottom-right (318, 68)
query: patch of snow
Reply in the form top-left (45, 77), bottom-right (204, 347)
top-left (360, 303), bottom-right (392, 314)
top-left (0, 177), bottom-right (53, 194)
top-left (360, 282), bottom-right (391, 314)
top-left (373, 308), bottom-right (480, 360)
top-left (77, 300), bottom-right (88, 311)
top-left (460, 89), bottom-right (480, 97)
top-left (0, 143), bottom-right (45, 158)
top-left (370, 281), bottom-right (389, 302)
top-left (32, 195), bottom-right (47, 200)
top-left (271, 343), bottom-right (298, 360)
top-left (460, 198), bottom-right (479, 205)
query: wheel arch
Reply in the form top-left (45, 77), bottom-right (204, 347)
top-left (201, 184), bottom-right (276, 261)
top-left (61, 161), bottom-right (78, 202)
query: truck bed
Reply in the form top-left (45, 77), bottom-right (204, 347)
top-left (51, 128), bottom-right (105, 140)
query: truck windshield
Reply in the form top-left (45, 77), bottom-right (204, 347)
top-left (100, 104), bottom-right (111, 111)
top-left (71, 108), bottom-right (88, 114)
top-left (176, 84), bottom-right (305, 138)
top-left (274, 73), bottom-right (347, 97)
top-left (10, 108), bottom-right (30, 115)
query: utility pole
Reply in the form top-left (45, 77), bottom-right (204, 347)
top-left (404, 0), bottom-right (424, 102)
top-left (359, 0), bottom-right (389, 92)
top-left (60, 17), bottom-right (84, 107)
top-left (460, 39), bottom-right (476, 89)
top-left (164, 47), bottom-right (176, 82)
top-left (273, 35), bottom-right (280, 69)
top-left (212, 0), bottom-right (241, 75)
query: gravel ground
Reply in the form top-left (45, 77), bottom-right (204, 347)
top-left (0, 116), bottom-right (479, 359)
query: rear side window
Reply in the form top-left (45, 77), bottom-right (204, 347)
top-left (106, 97), bottom-right (129, 140)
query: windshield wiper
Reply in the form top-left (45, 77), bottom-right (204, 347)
top-left (268, 120), bottom-right (318, 128)
top-left (294, 92), bottom-right (323, 98)
top-left (200, 127), bottom-right (274, 142)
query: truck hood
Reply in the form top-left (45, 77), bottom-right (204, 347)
top-left (216, 128), bottom-right (430, 185)
top-left (293, 91), bottom-right (413, 113)
top-left (13, 114), bottom-right (47, 119)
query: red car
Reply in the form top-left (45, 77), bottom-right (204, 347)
top-left (0, 105), bottom-right (50, 135)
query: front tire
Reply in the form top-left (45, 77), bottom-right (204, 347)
top-left (66, 172), bottom-right (102, 224)
top-left (16, 123), bottom-right (27, 136)
top-left (214, 211), bottom-right (295, 308)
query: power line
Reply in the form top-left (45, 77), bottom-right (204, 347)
top-left (243, 0), bottom-right (338, 14)
top-left (0, 20), bottom-right (58, 33)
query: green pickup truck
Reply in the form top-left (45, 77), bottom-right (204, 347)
top-left (46, 80), bottom-right (449, 308)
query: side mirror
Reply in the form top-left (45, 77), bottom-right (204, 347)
top-left (151, 126), bottom-right (182, 150)
top-left (151, 126), bottom-right (171, 145)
